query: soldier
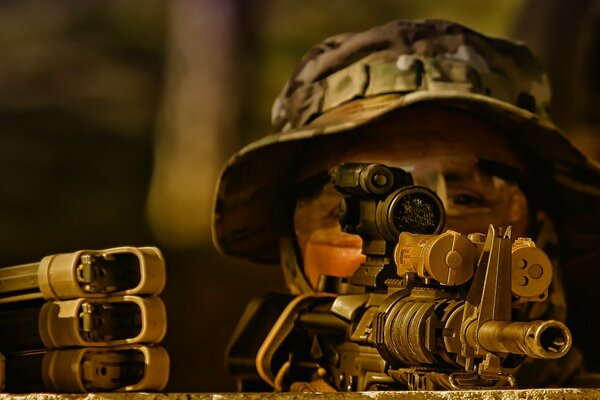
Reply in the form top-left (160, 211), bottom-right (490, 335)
top-left (213, 20), bottom-right (600, 390)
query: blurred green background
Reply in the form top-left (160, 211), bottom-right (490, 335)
top-left (0, 0), bottom-right (598, 392)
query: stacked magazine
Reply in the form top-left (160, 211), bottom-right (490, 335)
top-left (0, 246), bottom-right (169, 392)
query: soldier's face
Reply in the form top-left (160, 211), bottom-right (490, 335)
top-left (293, 108), bottom-right (531, 288)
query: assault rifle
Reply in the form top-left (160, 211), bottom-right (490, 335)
top-left (227, 163), bottom-right (571, 391)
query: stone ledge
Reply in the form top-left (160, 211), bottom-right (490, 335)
top-left (2, 390), bottom-right (600, 400)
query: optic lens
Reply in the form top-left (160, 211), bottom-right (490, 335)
top-left (376, 186), bottom-right (445, 241)
top-left (393, 191), bottom-right (442, 234)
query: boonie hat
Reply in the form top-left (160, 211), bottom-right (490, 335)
top-left (212, 19), bottom-right (600, 266)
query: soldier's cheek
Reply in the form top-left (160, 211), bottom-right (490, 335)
top-left (302, 236), bottom-right (366, 288)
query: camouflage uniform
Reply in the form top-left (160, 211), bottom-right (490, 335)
top-left (213, 20), bottom-right (600, 389)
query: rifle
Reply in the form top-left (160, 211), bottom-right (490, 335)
top-left (228, 163), bottom-right (571, 391)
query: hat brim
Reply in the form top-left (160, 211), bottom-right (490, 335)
top-left (213, 91), bottom-right (600, 263)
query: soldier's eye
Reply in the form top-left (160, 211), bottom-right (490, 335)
top-left (450, 193), bottom-right (485, 207)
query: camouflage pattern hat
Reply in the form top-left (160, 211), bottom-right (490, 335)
top-left (213, 19), bottom-right (600, 266)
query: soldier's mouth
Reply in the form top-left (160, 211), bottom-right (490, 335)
top-left (303, 237), bottom-right (366, 287)
top-left (306, 239), bottom-right (363, 249)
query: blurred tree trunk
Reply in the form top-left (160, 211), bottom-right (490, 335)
top-left (147, 0), bottom-right (239, 247)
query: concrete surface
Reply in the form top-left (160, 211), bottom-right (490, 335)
top-left (2, 390), bottom-right (600, 400)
